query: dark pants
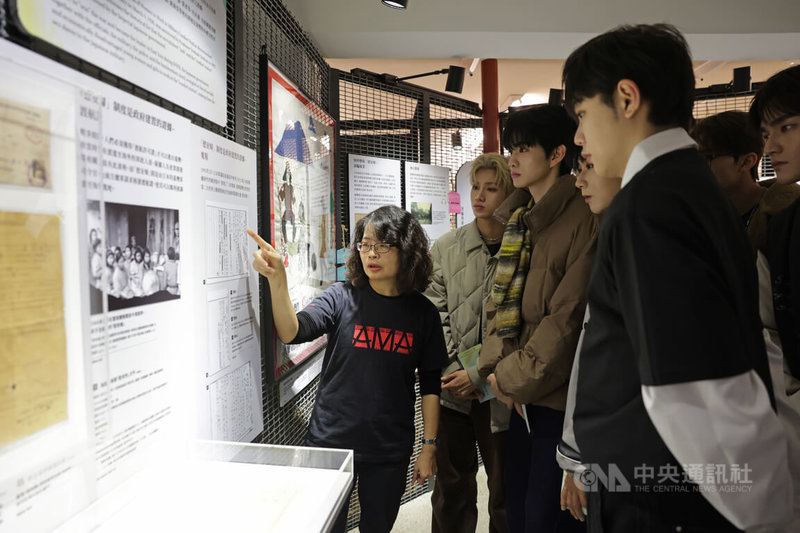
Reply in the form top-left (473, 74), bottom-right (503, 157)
top-left (431, 401), bottom-right (508, 533)
top-left (587, 486), bottom-right (741, 533)
top-left (506, 405), bottom-right (585, 533)
top-left (331, 458), bottom-right (409, 533)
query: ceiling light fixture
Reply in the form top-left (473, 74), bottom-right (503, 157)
top-left (381, 0), bottom-right (408, 9)
top-left (468, 58), bottom-right (480, 77)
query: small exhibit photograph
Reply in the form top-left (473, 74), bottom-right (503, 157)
top-left (410, 201), bottom-right (432, 224)
top-left (87, 200), bottom-right (181, 314)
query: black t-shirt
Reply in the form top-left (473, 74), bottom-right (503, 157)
top-left (293, 282), bottom-right (448, 462)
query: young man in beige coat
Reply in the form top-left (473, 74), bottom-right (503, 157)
top-left (425, 153), bottom-right (514, 533)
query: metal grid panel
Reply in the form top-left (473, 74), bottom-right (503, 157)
top-left (238, 0), bottom-right (331, 448)
top-left (693, 91), bottom-right (776, 179)
top-left (430, 102), bottom-right (484, 178)
top-left (336, 71), bottom-right (423, 248)
top-left (693, 93), bottom-right (755, 119)
top-left (430, 101), bottom-right (485, 228)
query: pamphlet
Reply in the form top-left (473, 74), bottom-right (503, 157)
top-left (520, 404), bottom-right (531, 434)
top-left (456, 344), bottom-right (495, 403)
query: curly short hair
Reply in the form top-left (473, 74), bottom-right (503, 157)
top-left (346, 205), bottom-right (432, 293)
top-left (470, 153), bottom-right (514, 195)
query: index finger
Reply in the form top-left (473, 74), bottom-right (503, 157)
top-left (246, 229), bottom-right (272, 250)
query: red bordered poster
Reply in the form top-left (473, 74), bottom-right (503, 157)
top-left (264, 61), bottom-right (336, 380)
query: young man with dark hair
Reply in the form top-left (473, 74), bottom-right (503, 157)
top-left (749, 65), bottom-right (800, 529)
top-left (478, 104), bottom-right (596, 532)
top-left (750, 64), bottom-right (800, 384)
top-left (691, 110), bottom-right (800, 250)
top-left (561, 24), bottom-right (791, 532)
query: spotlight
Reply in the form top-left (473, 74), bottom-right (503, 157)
top-left (445, 66), bottom-right (465, 94)
top-left (381, 0), bottom-right (408, 8)
top-left (451, 130), bottom-right (463, 150)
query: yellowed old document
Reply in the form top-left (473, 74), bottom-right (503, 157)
top-left (0, 211), bottom-right (67, 447)
top-left (0, 96), bottom-right (51, 188)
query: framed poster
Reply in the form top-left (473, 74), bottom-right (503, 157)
top-left (261, 56), bottom-right (336, 381)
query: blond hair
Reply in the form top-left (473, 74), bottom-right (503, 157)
top-left (469, 153), bottom-right (513, 195)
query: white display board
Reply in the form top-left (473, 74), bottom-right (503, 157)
top-left (404, 161), bottom-right (451, 243)
top-left (455, 160), bottom-right (476, 228)
top-left (80, 72), bottom-right (195, 499)
top-left (192, 131), bottom-right (263, 442)
top-left (0, 46), bottom-right (89, 533)
top-left (0, 39), bottom-right (262, 533)
top-left (347, 154), bottom-right (401, 242)
top-left (12, 0), bottom-right (228, 126)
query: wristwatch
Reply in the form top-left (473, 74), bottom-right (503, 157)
top-left (421, 437), bottom-right (439, 446)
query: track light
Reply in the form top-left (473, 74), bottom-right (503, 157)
top-left (451, 130), bottom-right (463, 150)
top-left (444, 66), bottom-right (465, 93)
top-left (381, 0), bottom-right (408, 9)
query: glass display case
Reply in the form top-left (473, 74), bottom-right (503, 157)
top-left (54, 441), bottom-right (354, 533)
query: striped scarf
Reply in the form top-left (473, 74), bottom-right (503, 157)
top-left (492, 199), bottom-right (533, 339)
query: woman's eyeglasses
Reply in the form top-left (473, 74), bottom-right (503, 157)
top-left (356, 242), bottom-right (393, 253)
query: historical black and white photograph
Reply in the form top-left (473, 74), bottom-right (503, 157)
top-left (87, 201), bottom-right (181, 314)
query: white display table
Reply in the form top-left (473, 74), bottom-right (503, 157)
top-left (55, 441), bottom-right (354, 533)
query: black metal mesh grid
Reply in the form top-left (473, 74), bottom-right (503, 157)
top-left (335, 70), bottom-right (484, 238)
top-left (236, 0), bottom-right (331, 449)
top-left (336, 69), bottom-right (423, 248)
top-left (430, 98), bottom-right (484, 227)
top-left (693, 92), bottom-right (755, 119)
top-left (693, 90), bottom-right (776, 179)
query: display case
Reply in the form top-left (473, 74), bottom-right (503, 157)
top-left (54, 441), bottom-right (354, 533)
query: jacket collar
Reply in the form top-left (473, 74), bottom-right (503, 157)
top-left (463, 220), bottom-right (487, 252)
top-left (761, 179), bottom-right (800, 216)
top-left (494, 174), bottom-right (580, 231)
top-left (622, 127), bottom-right (696, 189)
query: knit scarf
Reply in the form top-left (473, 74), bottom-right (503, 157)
top-left (492, 199), bottom-right (533, 339)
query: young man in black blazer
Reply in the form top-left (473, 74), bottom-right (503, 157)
top-left (560, 24), bottom-right (792, 532)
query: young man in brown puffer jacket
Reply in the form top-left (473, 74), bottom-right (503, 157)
top-left (478, 104), bottom-right (597, 533)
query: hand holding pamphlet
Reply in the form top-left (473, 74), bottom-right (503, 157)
top-left (456, 344), bottom-right (495, 403)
